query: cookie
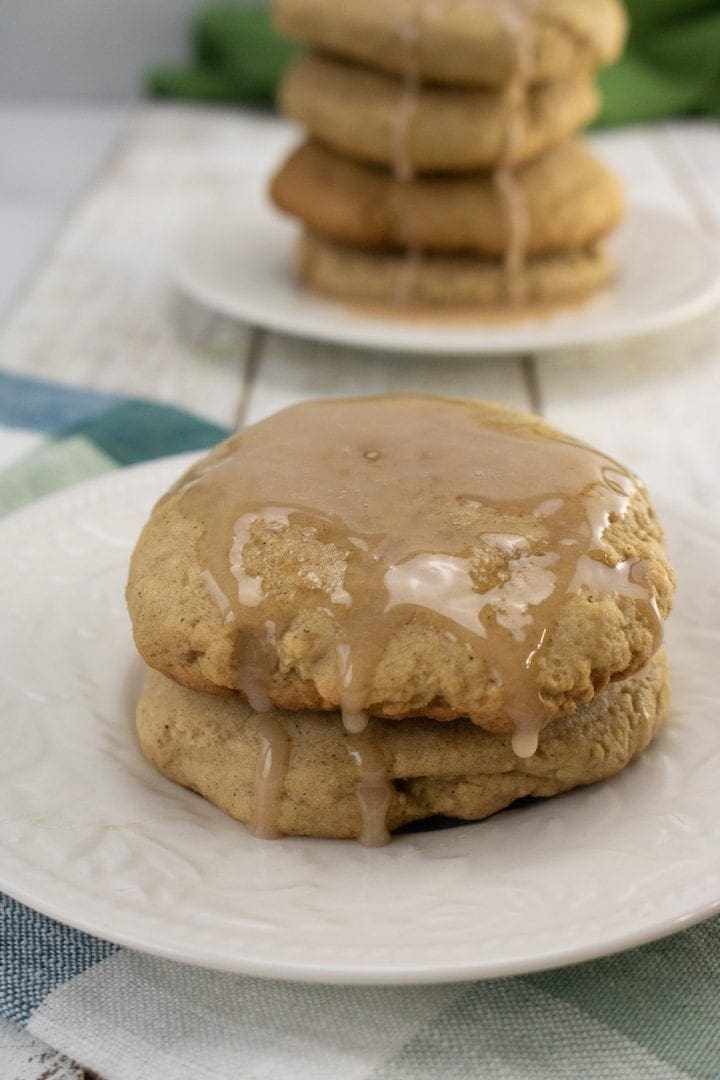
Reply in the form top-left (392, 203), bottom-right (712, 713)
top-left (279, 53), bottom-right (600, 172)
top-left (127, 397), bottom-right (674, 742)
top-left (269, 140), bottom-right (624, 256)
top-left (273, 0), bottom-right (627, 89)
top-left (136, 652), bottom-right (669, 841)
top-left (296, 230), bottom-right (613, 308)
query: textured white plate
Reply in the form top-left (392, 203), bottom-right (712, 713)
top-left (1, 458), bottom-right (719, 985)
top-left (175, 198), bottom-right (720, 356)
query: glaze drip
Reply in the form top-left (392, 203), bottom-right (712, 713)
top-left (346, 731), bottom-right (393, 847)
top-left (491, 0), bottom-right (537, 305)
top-left (393, 3), bottom-right (422, 185)
top-left (248, 716), bottom-right (290, 839)
top-left (392, 0), bottom-right (424, 305)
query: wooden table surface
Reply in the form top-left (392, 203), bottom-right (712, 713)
top-left (1, 102), bottom-right (719, 1078)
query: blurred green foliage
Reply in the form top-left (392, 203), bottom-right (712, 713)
top-left (149, 4), bottom-right (299, 107)
top-left (598, 0), bottom-right (720, 125)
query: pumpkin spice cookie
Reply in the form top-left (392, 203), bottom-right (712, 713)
top-left (269, 139), bottom-right (625, 257)
top-left (296, 231), bottom-right (613, 308)
top-left (127, 397), bottom-right (674, 747)
top-left (137, 652), bottom-right (669, 842)
top-left (270, 0), bottom-right (628, 312)
top-left (279, 53), bottom-right (600, 173)
top-left (273, 0), bottom-right (627, 89)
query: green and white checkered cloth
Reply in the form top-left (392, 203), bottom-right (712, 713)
top-left (1, 372), bottom-right (719, 1080)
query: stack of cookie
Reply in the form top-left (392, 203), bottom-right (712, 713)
top-left (127, 396), bottom-right (674, 845)
top-left (269, 0), bottom-right (628, 309)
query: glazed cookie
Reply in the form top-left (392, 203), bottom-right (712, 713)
top-left (296, 231), bottom-right (613, 308)
top-left (279, 53), bottom-right (600, 172)
top-left (137, 652), bottom-right (669, 841)
top-left (127, 397), bottom-right (674, 743)
top-left (273, 0), bottom-right (627, 89)
top-left (270, 140), bottom-right (624, 256)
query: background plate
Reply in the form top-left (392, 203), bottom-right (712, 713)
top-left (176, 199), bottom-right (720, 356)
top-left (0, 458), bottom-right (719, 984)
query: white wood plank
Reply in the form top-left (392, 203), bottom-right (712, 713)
top-left (116, 105), bottom-right (297, 182)
top-left (662, 121), bottom-right (720, 235)
top-left (0, 202), bottom-right (61, 317)
top-left (589, 127), bottom-right (696, 222)
top-left (0, 104), bottom-right (128, 206)
top-left (0, 105), bottom-right (288, 426)
top-left (244, 332), bottom-right (531, 424)
top-left (0, 104), bottom-right (129, 317)
top-left (534, 312), bottom-right (720, 506)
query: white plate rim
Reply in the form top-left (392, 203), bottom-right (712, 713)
top-left (1, 458), bottom-right (719, 985)
top-left (3, 863), bottom-right (719, 986)
top-left (174, 199), bottom-right (720, 357)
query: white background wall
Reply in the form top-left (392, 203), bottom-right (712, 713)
top-left (0, 0), bottom-right (211, 101)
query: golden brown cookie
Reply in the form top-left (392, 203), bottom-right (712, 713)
top-left (296, 231), bottom-right (613, 308)
top-left (269, 140), bottom-right (625, 256)
top-left (127, 397), bottom-right (674, 737)
top-left (273, 0), bottom-right (627, 88)
top-left (279, 53), bottom-right (600, 172)
top-left (137, 652), bottom-right (669, 840)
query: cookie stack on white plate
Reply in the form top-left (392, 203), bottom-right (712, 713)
top-left (127, 396), bottom-right (674, 846)
top-left (270, 0), bottom-right (628, 310)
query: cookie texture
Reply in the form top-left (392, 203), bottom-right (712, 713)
top-left (273, 0), bottom-right (627, 88)
top-left (126, 399), bottom-right (675, 732)
top-left (279, 53), bottom-right (600, 172)
top-left (137, 652), bottom-right (669, 839)
top-left (270, 140), bottom-right (624, 256)
top-left (296, 231), bottom-right (613, 308)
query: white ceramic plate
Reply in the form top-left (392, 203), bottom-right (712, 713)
top-left (176, 197), bottom-right (720, 356)
top-left (1, 458), bottom-right (719, 985)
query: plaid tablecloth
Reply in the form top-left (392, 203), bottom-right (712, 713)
top-left (1, 371), bottom-right (719, 1080)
